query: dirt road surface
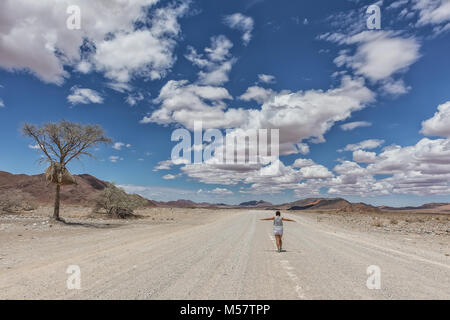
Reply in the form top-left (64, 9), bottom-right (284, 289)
top-left (0, 210), bottom-right (448, 299)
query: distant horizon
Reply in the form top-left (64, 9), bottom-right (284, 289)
top-left (2, 168), bottom-right (448, 208)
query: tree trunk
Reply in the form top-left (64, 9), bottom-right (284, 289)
top-left (53, 184), bottom-right (61, 220)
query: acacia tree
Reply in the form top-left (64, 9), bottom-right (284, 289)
top-left (22, 121), bottom-right (112, 221)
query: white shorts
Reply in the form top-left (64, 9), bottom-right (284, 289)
top-left (273, 226), bottom-right (283, 236)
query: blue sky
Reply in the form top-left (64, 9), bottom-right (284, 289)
top-left (1, 0), bottom-right (450, 206)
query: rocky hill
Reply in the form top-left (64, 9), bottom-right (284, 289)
top-left (239, 200), bottom-right (273, 207)
top-left (268, 197), bottom-right (381, 213)
top-left (0, 171), bottom-right (156, 207)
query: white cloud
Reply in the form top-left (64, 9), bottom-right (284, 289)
top-left (126, 92), bottom-right (144, 106)
top-left (67, 87), bottom-right (103, 105)
top-left (0, 0), bottom-right (188, 85)
top-left (0, 98), bottom-right (4, 108)
top-left (141, 80), bottom-right (246, 129)
top-left (28, 144), bottom-right (41, 150)
top-left (199, 187), bottom-right (234, 196)
top-left (92, 26), bottom-right (179, 84)
top-left (421, 101), bottom-right (450, 137)
top-left (223, 13), bottom-right (254, 45)
top-left (107, 82), bottom-right (133, 93)
top-left (297, 143), bottom-right (310, 155)
top-left (292, 158), bottom-right (333, 178)
top-left (343, 139), bottom-right (385, 152)
top-left (154, 160), bottom-right (173, 171)
top-left (185, 35), bottom-right (236, 86)
top-left (76, 61), bottom-right (92, 74)
top-left (388, 0), bottom-right (410, 10)
top-left (340, 121), bottom-right (372, 131)
top-left (239, 86), bottom-right (275, 104)
top-left (151, 104), bottom-right (450, 198)
top-left (327, 31), bottom-right (420, 82)
top-left (145, 76), bottom-right (374, 156)
top-left (112, 142), bottom-right (131, 151)
top-left (163, 174), bottom-right (176, 180)
top-left (176, 133), bottom-right (450, 197)
top-left (153, 158), bottom-right (189, 171)
top-left (352, 150), bottom-right (377, 163)
top-left (299, 165), bottom-right (333, 179)
top-left (212, 188), bottom-right (233, 195)
top-left (414, 0), bottom-right (450, 26)
top-left (380, 78), bottom-right (411, 96)
top-left (292, 158), bottom-right (316, 168)
top-left (109, 156), bottom-right (123, 163)
top-left (258, 74), bottom-right (276, 84)
top-left (250, 76), bottom-right (374, 151)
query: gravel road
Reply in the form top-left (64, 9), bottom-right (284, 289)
top-left (0, 210), bottom-right (448, 299)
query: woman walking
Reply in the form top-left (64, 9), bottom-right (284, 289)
top-left (261, 211), bottom-right (296, 252)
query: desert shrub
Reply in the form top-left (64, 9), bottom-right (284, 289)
top-left (372, 220), bottom-right (384, 228)
top-left (94, 184), bottom-right (147, 219)
top-left (390, 218), bottom-right (399, 225)
top-left (0, 190), bottom-right (37, 213)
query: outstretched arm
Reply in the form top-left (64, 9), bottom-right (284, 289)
top-left (282, 217), bottom-right (296, 222)
top-left (260, 217), bottom-right (275, 221)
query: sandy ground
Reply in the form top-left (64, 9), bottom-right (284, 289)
top-left (0, 207), bottom-right (449, 299)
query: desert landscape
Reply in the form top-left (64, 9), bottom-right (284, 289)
top-left (1, 171), bottom-right (449, 299)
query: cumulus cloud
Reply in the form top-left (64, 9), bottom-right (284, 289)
top-left (352, 150), bottom-right (377, 163)
top-left (328, 31), bottom-right (421, 82)
top-left (292, 158), bottom-right (316, 168)
top-left (329, 130), bottom-right (450, 196)
top-left (175, 134), bottom-right (450, 197)
top-left (299, 165), bottom-right (333, 179)
top-left (140, 80), bottom-right (247, 129)
top-left (340, 121), bottom-right (372, 131)
top-left (223, 13), bottom-right (254, 45)
top-left (145, 76), bottom-right (374, 158)
top-left (185, 35), bottom-right (236, 85)
top-left (239, 86), bottom-right (276, 104)
top-left (0, 0), bottom-right (189, 85)
top-left (252, 76), bottom-right (374, 151)
top-left (421, 101), bottom-right (450, 137)
top-left (67, 87), bottom-right (103, 105)
top-left (76, 61), bottom-right (92, 74)
top-left (296, 143), bottom-right (310, 155)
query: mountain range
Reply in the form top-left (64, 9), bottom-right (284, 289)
top-left (1, 171), bottom-right (449, 213)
